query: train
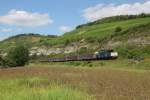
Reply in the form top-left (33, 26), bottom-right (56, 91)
top-left (42, 49), bottom-right (118, 62)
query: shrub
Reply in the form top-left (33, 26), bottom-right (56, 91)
top-left (0, 57), bottom-right (7, 68)
top-left (116, 45), bottom-right (148, 60)
top-left (115, 27), bottom-right (122, 32)
top-left (65, 61), bottom-right (82, 66)
top-left (0, 57), bottom-right (3, 65)
top-left (64, 39), bottom-right (70, 46)
top-left (85, 37), bottom-right (96, 43)
top-left (6, 46), bottom-right (29, 67)
top-left (78, 47), bottom-right (88, 54)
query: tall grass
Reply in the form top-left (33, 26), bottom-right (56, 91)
top-left (0, 78), bottom-right (92, 100)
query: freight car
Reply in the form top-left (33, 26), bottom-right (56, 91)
top-left (44, 50), bottom-right (118, 62)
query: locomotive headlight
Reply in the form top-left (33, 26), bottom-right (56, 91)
top-left (95, 52), bottom-right (99, 55)
top-left (111, 52), bottom-right (118, 57)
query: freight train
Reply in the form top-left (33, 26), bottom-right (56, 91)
top-left (43, 50), bottom-right (118, 62)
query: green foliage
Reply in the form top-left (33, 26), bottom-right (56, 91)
top-left (78, 47), bottom-right (88, 54)
top-left (64, 61), bottom-right (81, 66)
top-left (115, 27), bottom-right (122, 32)
top-left (64, 39), bottom-right (71, 46)
top-left (64, 61), bottom-right (93, 67)
top-left (0, 57), bottom-right (7, 68)
top-left (0, 57), bottom-right (3, 65)
top-left (110, 23), bottom-right (150, 41)
top-left (63, 17), bottom-right (150, 46)
top-left (6, 46), bottom-right (29, 67)
top-left (39, 38), bottom-right (52, 46)
top-left (85, 37), bottom-right (97, 43)
top-left (116, 45), bottom-right (150, 59)
top-left (0, 78), bottom-right (92, 100)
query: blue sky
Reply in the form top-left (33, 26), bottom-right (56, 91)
top-left (0, 0), bottom-right (148, 40)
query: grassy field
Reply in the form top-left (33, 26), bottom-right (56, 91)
top-left (0, 63), bottom-right (150, 100)
top-left (0, 78), bottom-right (91, 100)
top-left (32, 57), bottom-right (150, 70)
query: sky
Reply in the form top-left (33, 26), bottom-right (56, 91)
top-left (0, 0), bottom-right (149, 40)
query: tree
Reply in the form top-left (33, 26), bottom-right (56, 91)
top-left (0, 57), bottom-right (3, 65)
top-left (6, 46), bottom-right (29, 67)
top-left (139, 13), bottom-right (146, 17)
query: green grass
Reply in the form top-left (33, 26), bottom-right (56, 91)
top-left (35, 57), bottom-right (150, 70)
top-left (0, 78), bottom-right (92, 100)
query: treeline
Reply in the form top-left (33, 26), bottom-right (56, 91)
top-left (76, 13), bottom-right (150, 29)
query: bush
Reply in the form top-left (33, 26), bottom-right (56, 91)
top-left (6, 46), bottom-right (29, 67)
top-left (115, 27), bottom-right (122, 32)
top-left (85, 37), bottom-right (96, 43)
top-left (78, 47), bottom-right (88, 54)
top-left (64, 61), bottom-right (82, 66)
top-left (116, 45), bottom-right (148, 60)
top-left (64, 39), bottom-right (71, 46)
top-left (0, 57), bottom-right (7, 68)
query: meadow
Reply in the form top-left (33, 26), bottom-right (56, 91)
top-left (0, 61), bottom-right (150, 100)
top-left (0, 78), bottom-right (91, 100)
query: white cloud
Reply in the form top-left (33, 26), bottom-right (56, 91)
top-left (83, 1), bottom-right (150, 21)
top-left (0, 28), bottom-right (12, 32)
top-left (59, 26), bottom-right (71, 33)
top-left (0, 9), bottom-right (53, 27)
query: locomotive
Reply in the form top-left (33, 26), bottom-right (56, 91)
top-left (45, 49), bottom-right (118, 62)
top-left (95, 50), bottom-right (118, 59)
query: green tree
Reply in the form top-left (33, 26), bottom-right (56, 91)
top-left (0, 57), bottom-right (6, 68)
top-left (6, 46), bottom-right (29, 67)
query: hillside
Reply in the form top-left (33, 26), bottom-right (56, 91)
top-left (0, 14), bottom-right (150, 58)
top-left (0, 34), bottom-right (57, 52)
